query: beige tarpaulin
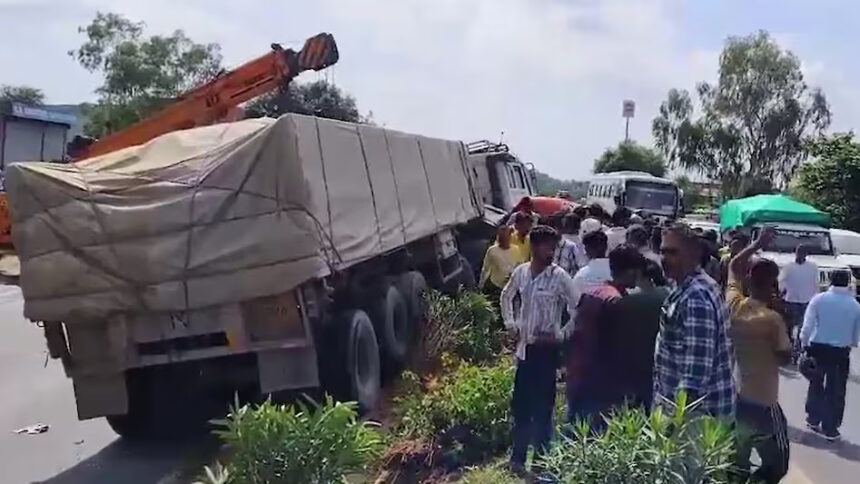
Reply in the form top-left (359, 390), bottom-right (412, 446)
top-left (6, 114), bottom-right (481, 322)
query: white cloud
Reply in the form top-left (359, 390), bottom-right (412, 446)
top-left (2, 0), bottom-right (859, 179)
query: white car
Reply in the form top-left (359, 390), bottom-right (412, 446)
top-left (831, 227), bottom-right (860, 295)
top-left (748, 223), bottom-right (855, 294)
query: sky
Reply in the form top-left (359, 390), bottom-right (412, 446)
top-left (2, 0), bottom-right (859, 180)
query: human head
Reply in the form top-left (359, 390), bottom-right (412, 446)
top-left (582, 230), bottom-right (608, 261)
top-left (703, 229), bottom-right (718, 244)
top-left (566, 214), bottom-right (582, 235)
top-left (515, 196), bottom-right (534, 213)
top-left (580, 217), bottom-right (603, 238)
top-left (729, 232), bottom-right (751, 257)
top-left (626, 224), bottom-right (649, 249)
top-left (529, 225), bottom-right (561, 266)
top-left (546, 212), bottom-right (565, 232)
top-left (796, 244), bottom-right (809, 264)
top-left (661, 223), bottom-right (703, 282)
top-left (642, 259), bottom-right (668, 288)
top-left (609, 244), bottom-right (646, 288)
top-left (748, 258), bottom-right (780, 301)
top-left (496, 224), bottom-right (512, 248)
top-left (629, 214), bottom-right (644, 226)
top-left (513, 211), bottom-right (533, 237)
top-left (831, 270), bottom-right (850, 288)
top-left (612, 207), bottom-right (632, 227)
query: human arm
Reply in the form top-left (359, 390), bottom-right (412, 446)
top-left (799, 296), bottom-right (818, 348)
top-left (500, 266), bottom-right (521, 331)
top-left (479, 246), bottom-right (493, 287)
top-left (558, 270), bottom-right (579, 339)
top-left (729, 227), bottom-right (774, 278)
top-left (773, 314), bottom-right (792, 366)
top-left (853, 303), bottom-right (860, 348)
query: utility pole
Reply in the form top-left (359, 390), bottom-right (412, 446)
top-left (622, 100), bottom-right (635, 143)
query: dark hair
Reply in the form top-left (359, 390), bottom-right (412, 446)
top-left (582, 230), bottom-right (608, 257)
top-left (566, 213), bottom-right (582, 232)
top-left (612, 207), bottom-right (632, 226)
top-left (529, 224), bottom-right (560, 247)
top-left (650, 227), bottom-right (662, 251)
top-left (663, 223), bottom-right (701, 250)
top-left (732, 231), bottom-right (751, 246)
top-left (644, 259), bottom-right (668, 286)
top-left (609, 244), bottom-right (645, 276)
top-left (703, 229), bottom-right (718, 243)
top-left (546, 212), bottom-right (565, 230)
top-left (513, 211), bottom-right (533, 225)
top-left (749, 258), bottom-right (780, 287)
top-left (832, 270), bottom-right (851, 287)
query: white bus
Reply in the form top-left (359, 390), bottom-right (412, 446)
top-left (586, 171), bottom-right (681, 220)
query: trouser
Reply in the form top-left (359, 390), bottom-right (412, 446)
top-left (566, 392), bottom-right (609, 434)
top-left (511, 343), bottom-right (559, 466)
top-left (735, 398), bottom-right (789, 484)
top-left (481, 283), bottom-right (503, 328)
top-left (805, 343), bottom-right (851, 434)
top-left (784, 302), bottom-right (807, 346)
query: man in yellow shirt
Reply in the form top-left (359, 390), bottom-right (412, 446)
top-left (510, 211), bottom-right (533, 264)
top-left (727, 227), bottom-right (792, 484)
top-left (480, 225), bottom-right (518, 321)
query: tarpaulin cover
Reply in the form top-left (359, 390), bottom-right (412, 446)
top-left (719, 194), bottom-right (830, 232)
top-left (6, 114), bottom-right (481, 321)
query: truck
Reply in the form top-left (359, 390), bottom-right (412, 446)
top-left (5, 112), bottom-right (538, 438)
top-left (586, 171), bottom-right (682, 220)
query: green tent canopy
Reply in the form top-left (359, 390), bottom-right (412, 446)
top-left (719, 194), bottom-right (830, 232)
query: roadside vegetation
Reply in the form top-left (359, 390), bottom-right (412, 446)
top-left (195, 290), bottom-right (740, 484)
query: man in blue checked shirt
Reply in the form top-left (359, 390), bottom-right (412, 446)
top-left (653, 223), bottom-right (735, 418)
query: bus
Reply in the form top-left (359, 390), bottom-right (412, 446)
top-left (586, 171), bottom-right (681, 220)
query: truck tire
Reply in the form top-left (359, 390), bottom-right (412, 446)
top-left (395, 271), bottom-right (428, 338)
top-left (370, 284), bottom-right (411, 366)
top-left (343, 310), bottom-right (381, 412)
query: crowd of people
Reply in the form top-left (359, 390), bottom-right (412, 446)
top-left (480, 199), bottom-right (860, 483)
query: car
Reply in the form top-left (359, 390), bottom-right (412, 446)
top-left (746, 222), bottom-right (855, 294)
top-left (831, 227), bottom-right (860, 296)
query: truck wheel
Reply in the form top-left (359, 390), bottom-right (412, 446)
top-left (343, 310), bottom-right (381, 412)
top-left (370, 285), bottom-right (411, 366)
top-left (395, 271), bottom-right (428, 338)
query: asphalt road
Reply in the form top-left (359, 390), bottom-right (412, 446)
top-left (779, 349), bottom-right (860, 483)
top-left (0, 285), bottom-right (216, 484)
top-left (1, 281), bottom-right (858, 483)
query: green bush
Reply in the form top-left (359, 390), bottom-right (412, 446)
top-left (458, 464), bottom-right (518, 484)
top-left (209, 396), bottom-right (383, 484)
top-left (422, 290), bottom-right (504, 366)
top-left (540, 394), bottom-right (737, 484)
top-left (393, 361), bottom-right (514, 465)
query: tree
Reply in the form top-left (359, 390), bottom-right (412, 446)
top-left (793, 134), bottom-right (860, 232)
top-left (593, 141), bottom-right (667, 177)
top-left (70, 12), bottom-right (222, 136)
top-left (534, 171), bottom-right (588, 199)
top-left (652, 31), bottom-right (831, 199)
top-left (674, 174), bottom-right (704, 211)
top-left (244, 80), bottom-right (362, 123)
top-left (0, 85), bottom-right (45, 105)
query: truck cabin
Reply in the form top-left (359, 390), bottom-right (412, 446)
top-left (465, 140), bottom-right (537, 212)
top-left (749, 223), bottom-right (835, 256)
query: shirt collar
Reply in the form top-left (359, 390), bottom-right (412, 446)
top-left (829, 286), bottom-right (853, 295)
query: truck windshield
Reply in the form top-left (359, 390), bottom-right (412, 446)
top-left (625, 181), bottom-right (677, 214)
top-left (758, 228), bottom-right (833, 255)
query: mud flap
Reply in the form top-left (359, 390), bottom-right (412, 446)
top-left (73, 373), bottom-right (128, 420)
top-left (257, 346), bottom-right (319, 394)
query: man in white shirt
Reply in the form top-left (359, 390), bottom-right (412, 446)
top-left (626, 224), bottom-right (662, 264)
top-left (572, 230), bottom-right (612, 308)
top-left (779, 245), bottom-right (819, 356)
top-left (501, 225), bottom-right (577, 474)
top-left (605, 208), bottom-right (631, 253)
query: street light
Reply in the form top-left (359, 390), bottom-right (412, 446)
top-left (622, 99), bottom-right (635, 142)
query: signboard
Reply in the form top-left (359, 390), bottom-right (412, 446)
top-left (10, 103), bottom-right (77, 125)
top-left (622, 100), bottom-right (635, 118)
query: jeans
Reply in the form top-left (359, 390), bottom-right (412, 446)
top-left (805, 343), bottom-right (851, 434)
top-left (736, 398), bottom-right (789, 484)
top-left (784, 302), bottom-right (807, 345)
top-left (511, 343), bottom-right (559, 466)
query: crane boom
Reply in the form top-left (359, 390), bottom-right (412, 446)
top-left (76, 32), bottom-right (339, 161)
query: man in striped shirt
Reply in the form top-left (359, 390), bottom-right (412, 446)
top-left (501, 225), bottom-right (577, 475)
top-left (654, 223), bottom-right (735, 418)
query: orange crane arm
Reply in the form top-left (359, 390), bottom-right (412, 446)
top-left (76, 32), bottom-right (339, 161)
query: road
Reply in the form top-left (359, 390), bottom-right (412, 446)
top-left (0, 285), bottom-right (216, 484)
top-left (1, 281), bottom-right (859, 483)
top-left (780, 350), bottom-right (860, 483)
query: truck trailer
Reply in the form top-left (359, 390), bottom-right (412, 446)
top-left (5, 113), bottom-right (537, 438)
